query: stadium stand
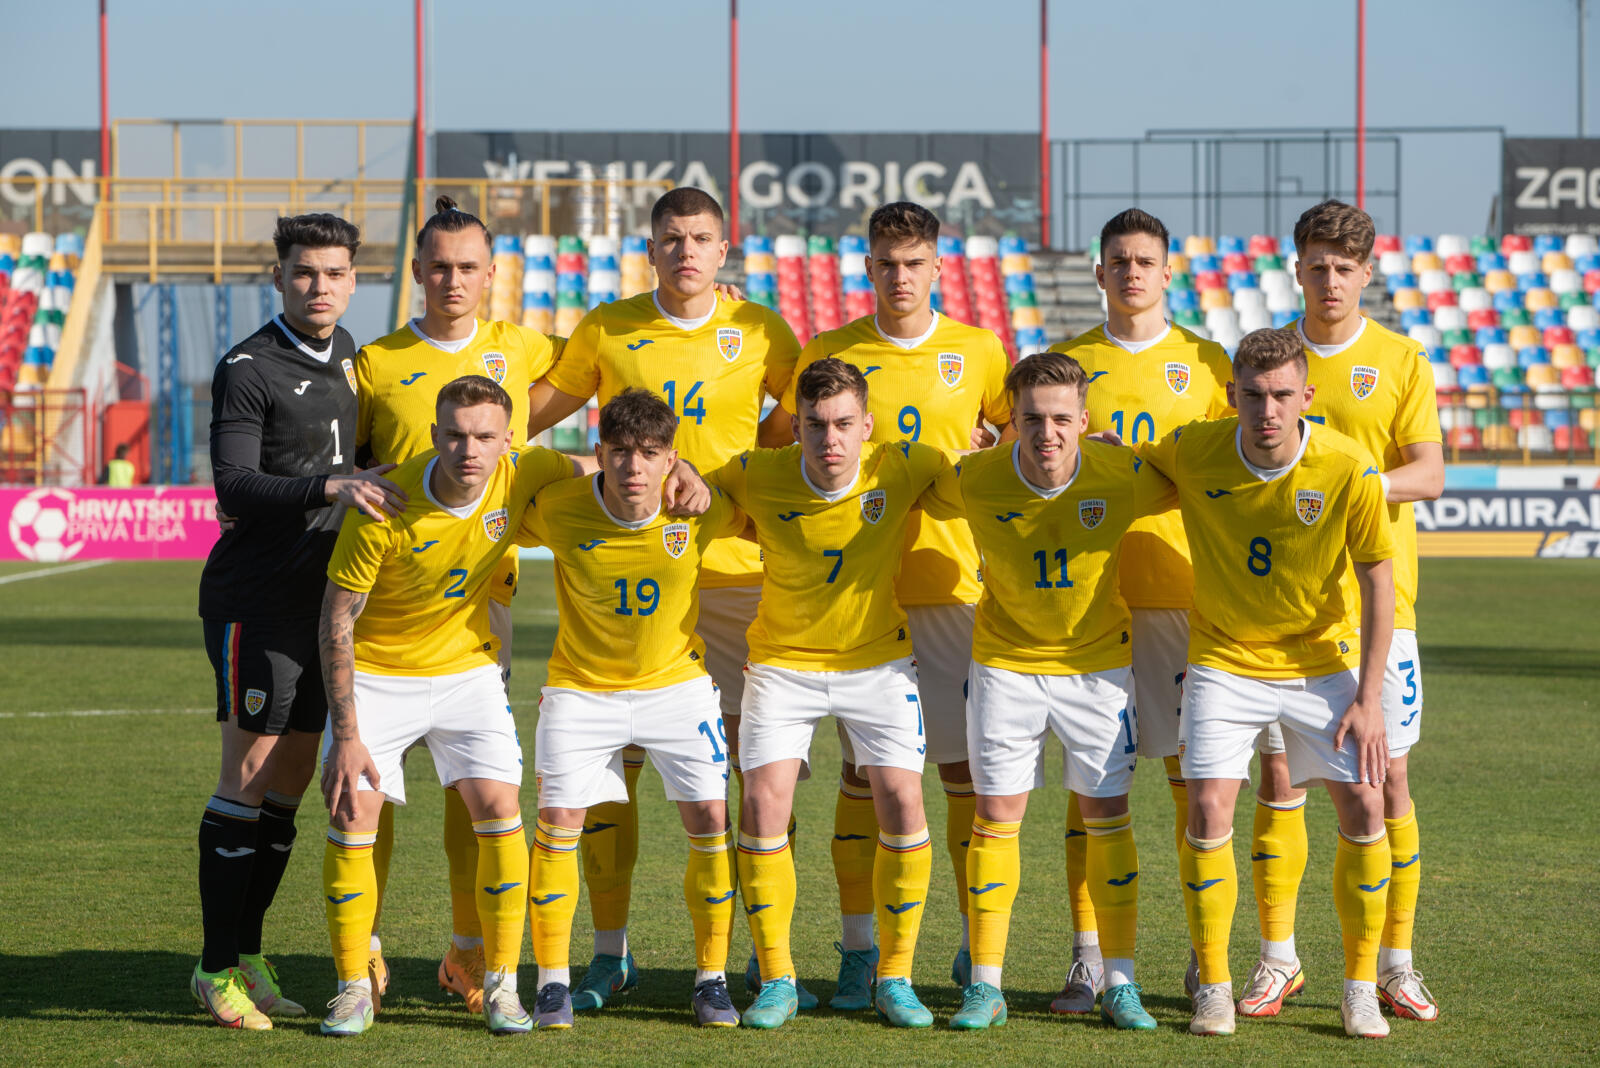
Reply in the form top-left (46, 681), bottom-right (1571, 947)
top-left (0, 232), bottom-right (78, 393)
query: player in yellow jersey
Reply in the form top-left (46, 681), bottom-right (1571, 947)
top-left (525, 187), bottom-right (803, 1011)
top-left (1237, 201), bottom-right (1445, 1024)
top-left (950, 353), bottom-right (1166, 1033)
top-left (781, 201), bottom-right (1011, 1003)
top-left (710, 359), bottom-right (963, 1031)
top-left (1139, 329), bottom-right (1396, 1039)
top-left (1048, 208), bottom-right (1233, 1012)
top-left (513, 389), bottom-right (745, 1029)
top-left (316, 376), bottom-right (581, 1037)
top-left (352, 197), bottom-right (563, 1011)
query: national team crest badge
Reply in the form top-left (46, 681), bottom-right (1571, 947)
top-left (860, 489), bottom-right (886, 524)
top-left (244, 689), bottom-right (266, 716)
top-left (483, 508), bottom-right (508, 541)
top-left (482, 351), bottom-right (507, 384)
top-left (1350, 365), bottom-right (1379, 400)
top-left (1165, 362), bottom-right (1191, 395)
top-left (341, 358), bottom-right (356, 393)
top-left (1079, 498), bottom-right (1107, 529)
top-left (938, 352), bottom-right (964, 386)
top-left (717, 327), bottom-right (743, 362)
top-left (1295, 489), bottom-right (1324, 525)
top-left (663, 522), bottom-right (689, 559)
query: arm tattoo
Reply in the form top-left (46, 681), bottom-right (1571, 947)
top-left (319, 582), bottom-right (367, 741)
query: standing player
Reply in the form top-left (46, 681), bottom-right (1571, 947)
top-left (953, 353), bottom-right (1162, 1032)
top-left (782, 201), bottom-right (1010, 1004)
top-left (1140, 328), bottom-right (1396, 1039)
top-left (317, 375), bottom-right (580, 1036)
top-left (516, 389), bottom-right (744, 1030)
top-left (1240, 200), bottom-right (1444, 1023)
top-left (525, 187), bottom-right (801, 1011)
top-left (353, 197), bottom-right (561, 1011)
top-left (1048, 208), bottom-right (1232, 1011)
top-left (711, 358), bottom-right (964, 1031)
top-left (193, 213), bottom-right (405, 1030)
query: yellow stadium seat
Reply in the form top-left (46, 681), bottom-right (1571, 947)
top-left (1552, 344), bottom-right (1585, 368)
top-left (1168, 253), bottom-right (1190, 273)
top-left (1465, 388), bottom-right (1492, 407)
top-left (1011, 306), bottom-right (1042, 328)
top-left (0, 234), bottom-right (18, 257)
top-left (1200, 287), bottom-right (1232, 310)
top-left (1391, 288), bottom-right (1425, 310)
top-left (1580, 408), bottom-right (1598, 431)
top-left (745, 252), bottom-right (776, 273)
top-left (1184, 235), bottom-right (1215, 257)
top-left (1001, 254), bottom-right (1033, 274)
top-left (555, 307), bottom-right (584, 336)
top-left (1483, 424), bottom-right (1518, 450)
top-left (521, 308), bottom-right (554, 334)
top-left (1542, 251), bottom-right (1574, 273)
top-left (1411, 252), bottom-right (1443, 273)
top-left (1525, 288), bottom-right (1559, 310)
top-left (1525, 365), bottom-right (1561, 388)
top-left (1508, 324), bottom-right (1542, 349)
top-left (1484, 269), bottom-right (1517, 293)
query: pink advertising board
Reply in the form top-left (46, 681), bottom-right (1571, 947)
top-left (1, 486), bottom-right (221, 562)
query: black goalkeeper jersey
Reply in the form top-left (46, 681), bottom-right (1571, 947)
top-left (198, 316), bottom-right (359, 622)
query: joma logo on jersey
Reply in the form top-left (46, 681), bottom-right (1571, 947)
top-left (860, 489), bottom-right (886, 524)
top-left (662, 522), bottom-right (690, 559)
top-left (1350, 365), bottom-right (1379, 400)
top-left (483, 508), bottom-right (509, 542)
top-left (1165, 362), bottom-right (1191, 395)
top-left (341, 358), bottom-right (356, 393)
top-left (938, 352), bottom-right (964, 386)
top-left (481, 352), bottom-right (507, 384)
top-left (1079, 498), bottom-right (1107, 529)
top-left (1295, 489), bottom-right (1324, 525)
top-left (717, 327), bottom-right (742, 362)
top-left (244, 689), bottom-right (266, 715)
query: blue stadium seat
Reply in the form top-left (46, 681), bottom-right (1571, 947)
top-left (492, 234), bottom-right (520, 256)
top-left (937, 235), bottom-right (965, 257)
top-left (1168, 289), bottom-right (1199, 312)
top-left (1534, 234), bottom-right (1565, 255)
top-left (1271, 309), bottom-right (1298, 328)
top-left (1401, 308), bottom-right (1433, 329)
top-left (1544, 406), bottom-right (1574, 427)
top-left (998, 235), bottom-right (1028, 256)
top-left (1577, 253), bottom-right (1600, 274)
top-left (1534, 307), bottom-right (1566, 330)
top-left (1226, 271), bottom-right (1258, 292)
top-left (1404, 235), bottom-right (1435, 256)
top-left (1477, 252), bottom-right (1507, 273)
top-left (1456, 364), bottom-right (1490, 387)
top-left (840, 234), bottom-right (868, 257)
top-left (1475, 326), bottom-right (1508, 347)
top-left (1386, 272), bottom-right (1418, 293)
top-left (1218, 235), bottom-right (1246, 255)
top-left (1516, 272), bottom-right (1548, 291)
top-left (1168, 236), bottom-right (1183, 254)
top-left (622, 235), bottom-right (648, 255)
top-left (1494, 290), bottom-right (1526, 313)
top-left (1577, 327), bottom-right (1600, 349)
top-left (1003, 272), bottom-right (1035, 294)
top-left (1190, 254), bottom-right (1220, 273)
top-left (1518, 346), bottom-right (1551, 367)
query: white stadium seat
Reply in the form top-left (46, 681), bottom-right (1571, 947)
top-left (1436, 234), bottom-right (1469, 258)
top-left (1508, 250), bottom-right (1539, 276)
top-left (1378, 250), bottom-right (1409, 276)
top-left (1482, 343), bottom-right (1516, 370)
top-left (1566, 233), bottom-right (1599, 258)
top-left (1418, 269), bottom-right (1452, 294)
top-left (1430, 361), bottom-right (1458, 389)
top-left (1433, 305), bottom-right (1468, 331)
top-left (1408, 324), bottom-right (1442, 351)
top-left (1567, 306), bottom-right (1600, 331)
top-left (1550, 269), bottom-right (1583, 295)
top-left (1458, 287), bottom-right (1492, 312)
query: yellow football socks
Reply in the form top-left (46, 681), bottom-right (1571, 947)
top-left (1084, 812), bottom-right (1139, 977)
top-left (1163, 755), bottom-right (1189, 856)
top-left (832, 779), bottom-right (877, 919)
top-left (1382, 804), bottom-right (1421, 958)
top-left (1252, 795), bottom-right (1308, 948)
top-left (1334, 830), bottom-right (1389, 982)
top-left (737, 832), bottom-right (796, 981)
top-left (1065, 792), bottom-right (1097, 940)
top-left (530, 820), bottom-right (582, 975)
top-left (966, 816), bottom-right (1021, 982)
top-left (324, 827), bottom-right (379, 982)
top-left (443, 788), bottom-right (482, 941)
top-left (874, 826), bottom-right (932, 981)
top-left (473, 816), bottom-right (528, 975)
top-left (1180, 829), bottom-right (1237, 985)
top-left (684, 828), bottom-right (735, 974)
top-left (942, 781), bottom-right (977, 930)
top-left (582, 757), bottom-right (643, 936)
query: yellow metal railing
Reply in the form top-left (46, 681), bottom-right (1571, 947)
top-left (111, 118), bottom-right (412, 184)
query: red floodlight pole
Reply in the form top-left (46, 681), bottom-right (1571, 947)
top-left (1356, 0), bottom-right (1366, 210)
top-left (99, 0), bottom-right (109, 198)
top-left (729, 0), bottom-right (741, 244)
top-left (1040, 0), bottom-right (1050, 249)
top-left (415, 0), bottom-right (426, 192)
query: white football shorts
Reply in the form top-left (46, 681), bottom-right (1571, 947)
top-left (740, 656), bottom-right (926, 778)
top-left (904, 602), bottom-right (976, 765)
top-left (331, 663), bottom-right (522, 804)
top-left (1182, 663), bottom-right (1364, 787)
top-left (1130, 608), bottom-right (1189, 759)
top-left (966, 661), bottom-right (1137, 798)
top-left (1382, 629), bottom-right (1422, 757)
top-left (696, 585), bottom-right (761, 722)
top-left (534, 674), bottom-right (729, 809)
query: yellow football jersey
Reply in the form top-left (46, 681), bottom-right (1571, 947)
top-left (542, 291), bottom-right (801, 589)
top-left (326, 445), bottom-right (575, 676)
top-left (517, 477), bottom-right (746, 691)
top-left (1050, 323), bottom-right (1232, 610)
top-left (783, 314), bottom-right (1011, 606)
top-left (710, 440), bottom-right (961, 671)
top-left (1293, 316), bottom-right (1441, 631)
top-left (354, 319), bottom-right (559, 463)
top-left (960, 441), bottom-right (1172, 675)
top-left (1140, 418), bottom-right (1393, 679)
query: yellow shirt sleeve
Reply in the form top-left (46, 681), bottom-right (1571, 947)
top-left (781, 335), bottom-right (828, 412)
top-left (762, 315), bottom-right (802, 403)
top-left (917, 451), bottom-right (966, 521)
top-left (1346, 460), bottom-right (1395, 564)
top-left (354, 346), bottom-right (376, 449)
top-left (1140, 422), bottom-right (1188, 482)
top-left (980, 337), bottom-right (1013, 426)
top-left (1392, 346), bottom-right (1443, 450)
top-left (1132, 449), bottom-right (1179, 518)
top-left (327, 507), bottom-right (394, 593)
top-left (542, 306), bottom-right (604, 399)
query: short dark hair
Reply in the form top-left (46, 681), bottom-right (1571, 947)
top-left (417, 195), bottom-right (492, 255)
top-left (1099, 208), bottom-right (1169, 259)
top-left (435, 374), bottom-right (512, 421)
top-left (272, 212), bottom-right (360, 262)
top-left (651, 187), bottom-right (724, 234)
top-left (1232, 328), bottom-right (1308, 380)
top-left (1005, 351), bottom-right (1090, 405)
top-left (1292, 199), bottom-right (1375, 262)
top-left (599, 388), bottom-right (678, 451)
top-left (795, 357), bottom-right (869, 412)
top-left (868, 200), bottom-right (940, 251)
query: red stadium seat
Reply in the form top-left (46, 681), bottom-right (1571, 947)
top-left (1544, 326), bottom-right (1576, 347)
top-left (1427, 290), bottom-right (1459, 310)
top-left (1500, 234), bottom-right (1533, 254)
top-left (1562, 365), bottom-right (1596, 387)
top-left (1554, 426), bottom-right (1591, 450)
top-left (1466, 309), bottom-right (1500, 331)
top-left (1444, 253), bottom-right (1475, 274)
top-left (1247, 234), bottom-right (1278, 256)
top-left (1194, 270), bottom-right (1226, 291)
top-left (1448, 345), bottom-right (1483, 368)
top-left (1373, 234), bottom-right (1401, 255)
top-left (1448, 427), bottom-right (1482, 450)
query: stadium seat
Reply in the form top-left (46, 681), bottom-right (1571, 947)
top-left (1534, 234), bottom-right (1565, 255)
top-left (1484, 269), bottom-right (1517, 293)
top-left (1417, 268), bottom-right (1452, 294)
top-left (1373, 234), bottom-right (1402, 255)
top-left (1265, 288), bottom-right (1300, 314)
top-left (1479, 343), bottom-right (1512, 369)
top-left (1427, 290), bottom-right (1459, 312)
top-left (1378, 250), bottom-right (1410, 277)
top-left (1545, 325), bottom-right (1576, 347)
top-left (1519, 425), bottom-right (1554, 451)
top-left (1456, 364), bottom-right (1491, 388)
top-left (1194, 270), bottom-right (1226, 291)
top-left (1508, 250), bottom-right (1540, 276)
top-left (1184, 235), bottom-right (1215, 257)
top-left (1460, 289), bottom-right (1493, 314)
top-left (1392, 289), bottom-right (1425, 311)
top-left (1434, 305), bottom-right (1468, 331)
top-left (1233, 288), bottom-right (1266, 313)
top-left (1562, 365), bottom-right (1596, 387)
top-left (1435, 234), bottom-right (1469, 258)
top-left (1404, 235), bottom-right (1434, 256)
top-left (1238, 307), bottom-right (1273, 332)
top-left (1475, 325), bottom-right (1508, 347)
top-left (1408, 325), bottom-right (1443, 351)
top-left (1502, 306), bottom-right (1533, 327)
top-left (1567, 234), bottom-right (1600, 258)
top-left (1448, 426), bottom-right (1483, 450)
top-left (1443, 253), bottom-right (1475, 275)
top-left (1430, 360), bottom-right (1458, 388)
top-left (1387, 272), bottom-right (1419, 294)
top-left (1271, 309), bottom-right (1299, 328)
top-left (1477, 252), bottom-right (1507, 273)
top-left (1200, 288), bottom-right (1233, 311)
top-left (1518, 345), bottom-right (1551, 368)
top-left (1501, 233), bottom-right (1533, 254)
top-left (1545, 252), bottom-right (1576, 276)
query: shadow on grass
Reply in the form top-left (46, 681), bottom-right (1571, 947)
top-left (1423, 644), bottom-right (1600, 679)
top-left (0, 617), bottom-right (201, 651)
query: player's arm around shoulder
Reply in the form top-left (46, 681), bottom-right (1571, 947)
top-left (906, 439), bottom-right (967, 521)
top-left (528, 308), bottom-right (604, 437)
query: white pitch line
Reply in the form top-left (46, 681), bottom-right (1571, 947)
top-left (0, 559), bottom-right (109, 585)
top-left (3, 699), bottom-right (548, 720)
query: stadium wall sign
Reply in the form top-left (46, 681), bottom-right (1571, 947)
top-left (1502, 138), bottom-right (1600, 236)
top-left (437, 131), bottom-right (1039, 238)
top-left (1414, 488), bottom-right (1600, 558)
top-left (0, 129), bottom-right (100, 208)
top-left (1, 486), bottom-right (220, 562)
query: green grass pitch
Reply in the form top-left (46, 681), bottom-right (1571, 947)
top-left (0, 557), bottom-right (1596, 1065)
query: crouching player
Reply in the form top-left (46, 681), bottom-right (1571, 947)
top-left (1138, 329), bottom-right (1397, 1039)
top-left (316, 376), bottom-right (581, 1036)
top-left (953, 352), bottom-right (1164, 1032)
top-left (711, 358), bottom-right (963, 1030)
top-left (515, 388), bottom-right (743, 1030)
